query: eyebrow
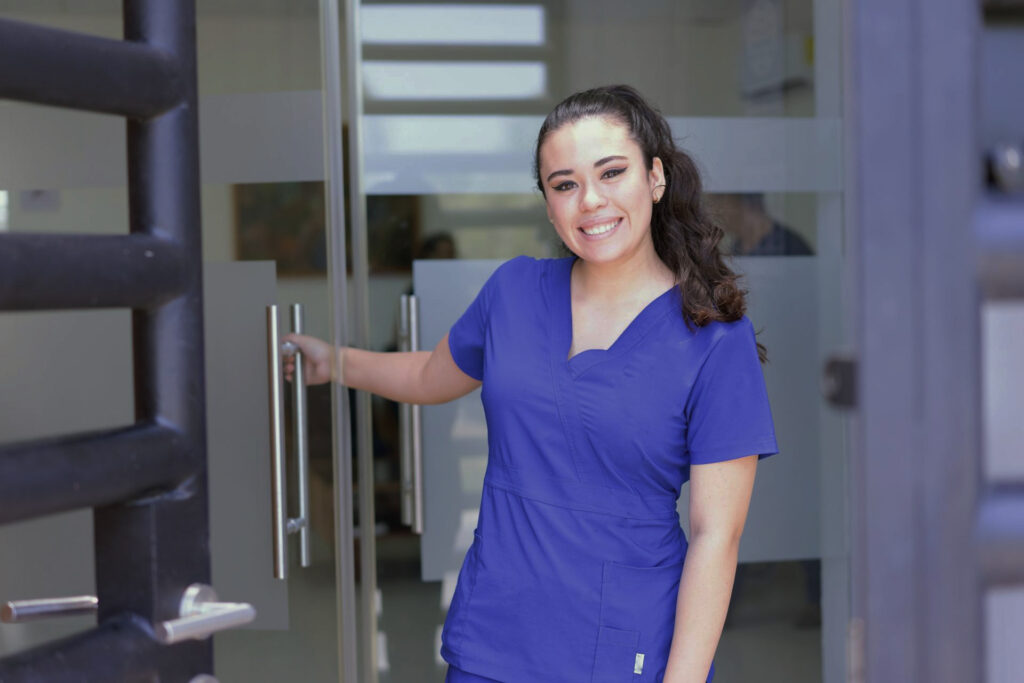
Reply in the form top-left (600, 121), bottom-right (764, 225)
top-left (545, 155), bottom-right (629, 183)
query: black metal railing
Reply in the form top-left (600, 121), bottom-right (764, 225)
top-left (0, 1), bottom-right (210, 679)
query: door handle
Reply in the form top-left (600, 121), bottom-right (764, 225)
top-left (266, 304), bottom-right (312, 580)
top-left (286, 303), bottom-right (312, 568)
top-left (3, 586), bottom-right (254, 645)
top-left (2, 595), bottom-right (98, 622)
top-left (155, 583), bottom-right (255, 644)
top-left (398, 294), bottom-right (425, 534)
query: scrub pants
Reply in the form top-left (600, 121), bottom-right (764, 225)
top-left (445, 664), bottom-right (503, 682)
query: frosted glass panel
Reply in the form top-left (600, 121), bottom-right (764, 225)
top-left (414, 256), bottom-right (821, 579)
top-left (363, 62), bottom-right (547, 100)
top-left (362, 5), bottom-right (545, 45)
top-left (414, 260), bottom-right (496, 583)
top-left (1, 96), bottom-right (839, 193)
top-left (986, 587), bottom-right (1024, 683)
top-left (982, 302), bottom-right (1024, 481)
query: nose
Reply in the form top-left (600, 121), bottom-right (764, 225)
top-left (579, 180), bottom-right (608, 212)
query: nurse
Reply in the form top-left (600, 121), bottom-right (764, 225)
top-left (284, 84), bottom-right (778, 683)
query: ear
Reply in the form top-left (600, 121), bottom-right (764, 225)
top-left (649, 156), bottom-right (666, 189)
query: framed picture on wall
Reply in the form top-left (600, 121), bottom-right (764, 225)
top-left (233, 181), bottom-right (420, 275)
top-left (234, 181), bottom-right (328, 276)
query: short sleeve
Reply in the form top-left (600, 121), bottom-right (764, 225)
top-left (684, 318), bottom-right (779, 464)
top-left (447, 258), bottom-right (517, 381)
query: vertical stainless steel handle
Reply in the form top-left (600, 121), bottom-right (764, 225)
top-left (398, 295), bottom-right (414, 526)
top-left (267, 304), bottom-right (313, 580)
top-left (289, 303), bottom-right (311, 568)
top-left (408, 294), bottom-right (424, 534)
top-left (267, 305), bottom-right (288, 580)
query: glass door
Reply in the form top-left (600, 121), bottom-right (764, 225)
top-left (0, 1), bottom-right (351, 680)
top-left (343, 1), bottom-right (851, 682)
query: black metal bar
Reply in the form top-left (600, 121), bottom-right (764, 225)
top-left (976, 484), bottom-right (1024, 585)
top-left (0, 423), bottom-right (189, 525)
top-left (0, 613), bottom-right (204, 682)
top-left (0, 234), bottom-right (185, 311)
top-left (0, 17), bottom-right (184, 119)
top-left (0, 0), bottom-right (211, 678)
top-left (87, 0), bottom-right (211, 676)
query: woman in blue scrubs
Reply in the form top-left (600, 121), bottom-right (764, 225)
top-left (284, 84), bottom-right (777, 683)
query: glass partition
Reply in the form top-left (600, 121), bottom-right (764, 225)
top-left (350, 1), bottom-right (849, 682)
top-left (0, 2), bottom-right (344, 680)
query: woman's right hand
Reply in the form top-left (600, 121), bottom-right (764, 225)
top-left (281, 333), bottom-right (337, 386)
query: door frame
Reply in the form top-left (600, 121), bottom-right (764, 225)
top-left (845, 0), bottom-right (990, 680)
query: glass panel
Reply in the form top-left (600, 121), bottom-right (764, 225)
top-left (986, 587), bottom-right (1024, 682)
top-left (361, 116), bottom-right (841, 195)
top-left (363, 0), bottom-right (819, 118)
top-left (354, 1), bottom-right (848, 682)
top-left (0, 2), bottom-right (342, 680)
top-left (364, 62), bottom-right (548, 100)
top-left (362, 4), bottom-right (546, 45)
top-left (982, 301), bottom-right (1024, 481)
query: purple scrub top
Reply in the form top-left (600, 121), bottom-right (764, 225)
top-left (440, 255), bottom-right (779, 682)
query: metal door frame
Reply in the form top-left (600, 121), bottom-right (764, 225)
top-left (0, 1), bottom-right (212, 678)
top-left (844, 0), bottom-right (1022, 680)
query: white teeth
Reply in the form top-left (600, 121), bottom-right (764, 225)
top-left (581, 219), bottom-right (618, 236)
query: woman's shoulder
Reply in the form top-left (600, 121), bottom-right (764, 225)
top-left (666, 310), bottom-right (756, 360)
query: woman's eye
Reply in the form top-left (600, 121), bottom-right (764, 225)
top-left (603, 167), bottom-right (626, 179)
top-left (552, 181), bottom-right (576, 192)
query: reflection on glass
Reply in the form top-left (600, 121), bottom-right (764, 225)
top-left (362, 4), bottom-right (545, 45)
top-left (362, 0), bottom-right (817, 117)
top-left (0, 191), bottom-right (8, 231)
top-left (364, 62), bottom-right (547, 100)
top-left (708, 192), bottom-right (816, 256)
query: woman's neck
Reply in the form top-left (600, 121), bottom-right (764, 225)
top-left (571, 248), bottom-right (677, 305)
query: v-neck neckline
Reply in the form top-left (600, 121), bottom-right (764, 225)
top-left (557, 255), bottom-right (679, 377)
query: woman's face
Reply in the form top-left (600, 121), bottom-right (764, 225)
top-left (538, 116), bottom-right (664, 266)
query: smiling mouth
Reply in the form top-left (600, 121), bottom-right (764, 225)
top-left (579, 218), bottom-right (621, 236)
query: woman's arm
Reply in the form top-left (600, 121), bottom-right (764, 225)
top-left (663, 454), bottom-right (758, 683)
top-left (281, 331), bottom-right (481, 405)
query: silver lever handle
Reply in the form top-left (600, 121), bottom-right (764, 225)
top-left (155, 584), bottom-right (255, 644)
top-left (398, 294), bottom-right (425, 534)
top-left (2, 595), bottom-right (97, 623)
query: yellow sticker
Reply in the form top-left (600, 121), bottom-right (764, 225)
top-left (634, 652), bottom-right (645, 675)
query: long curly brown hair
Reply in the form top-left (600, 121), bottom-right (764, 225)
top-left (533, 84), bottom-right (767, 363)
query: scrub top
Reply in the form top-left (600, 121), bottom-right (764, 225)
top-left (440, 254), bottom-right (779, 683)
